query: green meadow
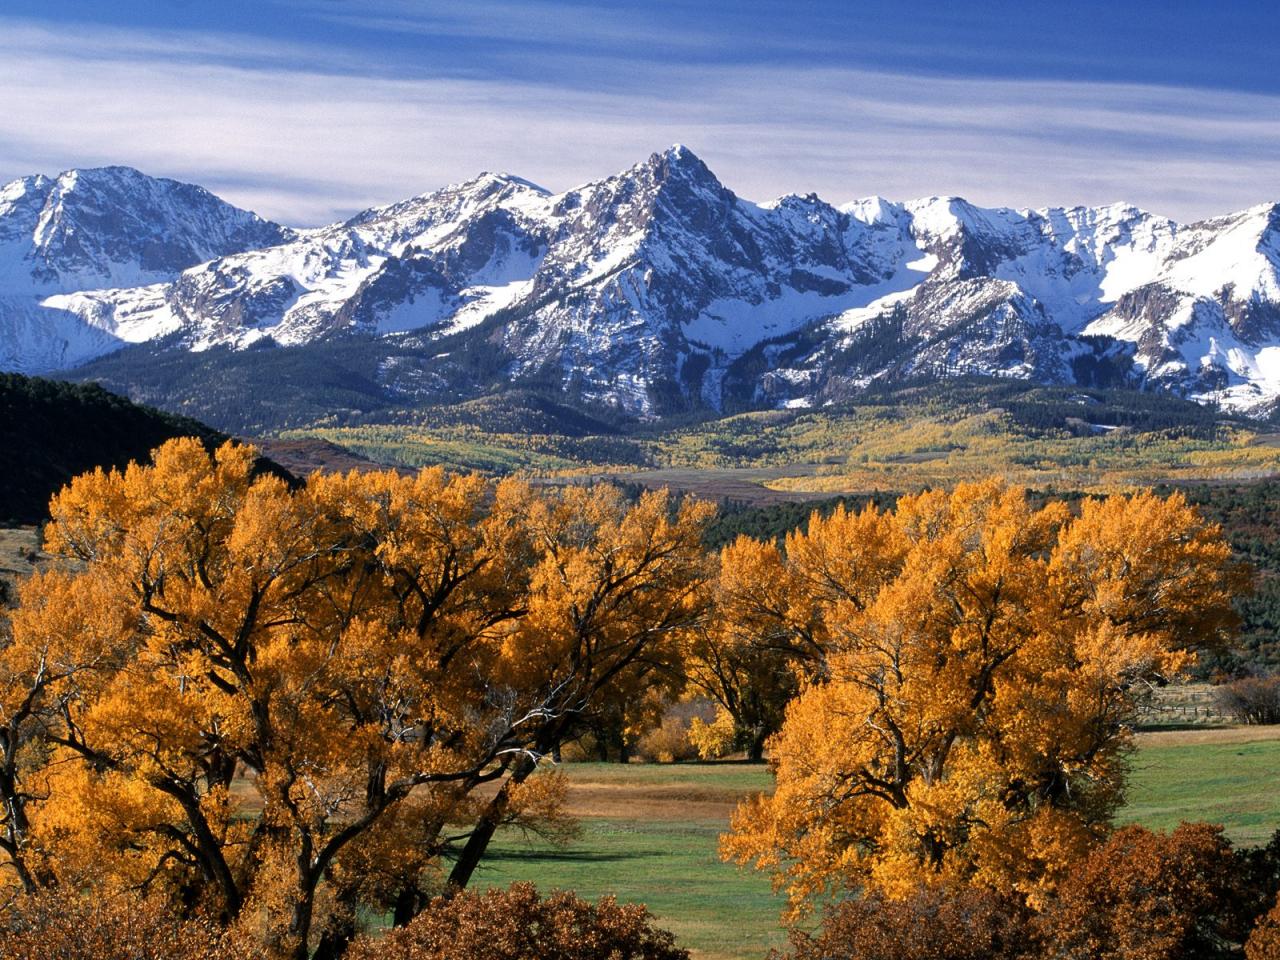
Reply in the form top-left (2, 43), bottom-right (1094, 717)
top-left (475, 731), bottom-right (1280, 960)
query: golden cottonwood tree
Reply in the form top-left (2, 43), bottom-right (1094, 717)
top-left (684, 537), bottom-right (802, 760)
top-left (443, 483), bottom-right (712, 890)
top-left (0, 440), bottom-right (710, 959)
top-left (722, 482), bottom-right (1243, 915)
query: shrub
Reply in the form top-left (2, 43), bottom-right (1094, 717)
top-left (1248, 896), bottom-right (1280, 960)
top-left (1214, 676), bottom-right (1280, 724)
top-left (635, 701), bottom-right (714, 763)
top-left (1032, 823), bottom-right (1248, 960)
top-left (345, 883), bottom-right (688, 960)
top-left (0, 890), bottom-right (243, 960)
top-left (773, 885), bottom-right (1029, 960)
top-left (558, 734), bottom-right (603, 762)
top-left (688, 706), bottom-right (737, 760)
top-left (635, 714), bottom-right (697, 763)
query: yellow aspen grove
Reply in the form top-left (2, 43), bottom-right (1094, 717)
top-left (721, 482), bottom-right (1243, 915)
top-left (0, 440), bottom-right (711, 960)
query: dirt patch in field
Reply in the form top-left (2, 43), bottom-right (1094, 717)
top-left (596, 466), bottom-right (835, 506)
top-left (228, 773), bottom-right (763, 824)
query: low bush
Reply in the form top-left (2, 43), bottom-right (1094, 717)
top-left (0, 890), bottom-right (243, 960)
top-left (1214, 676), bottom-right (1280, 724)
top-left (1250, 897), bottom-right (1280, 960)
top-left (775, 823), bottom-right (1275, 960)
top-left (345, 883), bottom-right (687, 960)
top-left (1032, 823), bottom-right (1249, 960)
top-left (773, 885), bottom-right (1028, 960)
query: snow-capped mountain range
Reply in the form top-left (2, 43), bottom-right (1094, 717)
top-left (4, 147), bottom-right (1280, 419)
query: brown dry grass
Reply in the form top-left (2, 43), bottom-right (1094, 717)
top-left (1134, 724), bottom-right (1280, 748)
top-left (228, 766), bottom-right (761, 823)
top-left (555, 781), bottom-right (754, 821)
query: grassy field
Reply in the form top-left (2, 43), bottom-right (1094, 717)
top-left (475, 764), bottom-right (784, 960)
top-left (475, 727), bottom-right (1280, 960)
top-left (1119, 726), bottom-right (1280, 844)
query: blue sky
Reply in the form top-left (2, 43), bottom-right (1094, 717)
top-left (3, 1), bottom-right (1278, 225)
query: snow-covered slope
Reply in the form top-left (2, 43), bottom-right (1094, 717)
top-left (5, 150), bottom-right (1280, 418)
top-left (0, 166), bottom-right (293, 371)
top-left (1082, 202), bottom-right (1280, 412)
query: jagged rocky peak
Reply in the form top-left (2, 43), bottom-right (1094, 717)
top-left (343, 170), bottom-right (551, 242)
top-left (763, 191), bottom-right (847, 244)
top-left (553, 145), bottom-right (729, 226)
top-left (637, 143), bottom-right (723, 188)
top-left (898, 197), bottom-right (1030, 278)
top-left (0, 164), bottom-right (294, 292)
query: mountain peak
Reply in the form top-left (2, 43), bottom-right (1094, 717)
top-left (47, 165), bottom-right (234, 206)
top-left (461, 171), bottom-right (549, 194)
top-left (341, 169), bottom-right (552, 235)
top-left (0, 163), bottom-right (293, 296)
top-left (0, 172), bottom-right (52, 206)
top-left (637, 144), bottom-right (718, 184)
top-left (56, 164), bottom-right (152, 184)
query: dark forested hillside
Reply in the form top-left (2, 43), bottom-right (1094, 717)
top-left (0, 374), bottom-right (231, 523)
top-left (1170, 481), bottom-right (1280, 671)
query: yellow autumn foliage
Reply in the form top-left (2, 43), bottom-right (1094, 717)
top-left (720, 481), bottom-right (1244, 916)
top-left (0, 438), bottom-right (711, 959)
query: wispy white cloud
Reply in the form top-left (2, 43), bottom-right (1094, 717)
top-left (296, 0), bottom-right (728, 55)
top-left (2, 17), bottom-right (1278, 226)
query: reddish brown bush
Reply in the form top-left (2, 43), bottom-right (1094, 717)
top-left (345, 883), bottom-right (688, 960)
top-left (1248, 896), bottom-right (1280, 960)
top-left (1214, 676), bottom-right (1280, 725)
top-left (1032, 822), bottom-right (1248, 960)
top-left (774, 885), bottom-right (1029, 960)
top-left (0, 890), bottom-right (243, 960)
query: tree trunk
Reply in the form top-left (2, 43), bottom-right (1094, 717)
top-left (312, 915), bottom-right (357, 960)
top-left (748, 729), bottom-right (767, 762)
top-left (392, 884), bottom-right (423, 928)
top-left (445, 755), bottom-right (537, 892)
top-left (286, 858), bottom-right (318, 960)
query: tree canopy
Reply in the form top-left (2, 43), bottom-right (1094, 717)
top-left (721, 481), bottom-right (1244, 913)
top-left (0, 438), bottom-right (710, 958)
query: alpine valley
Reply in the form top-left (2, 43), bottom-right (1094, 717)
top-left (4, 146), bottom-right (1280, 434)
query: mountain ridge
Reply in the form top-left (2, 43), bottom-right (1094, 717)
top-left (4, 148), bottom-right (1280, 423)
